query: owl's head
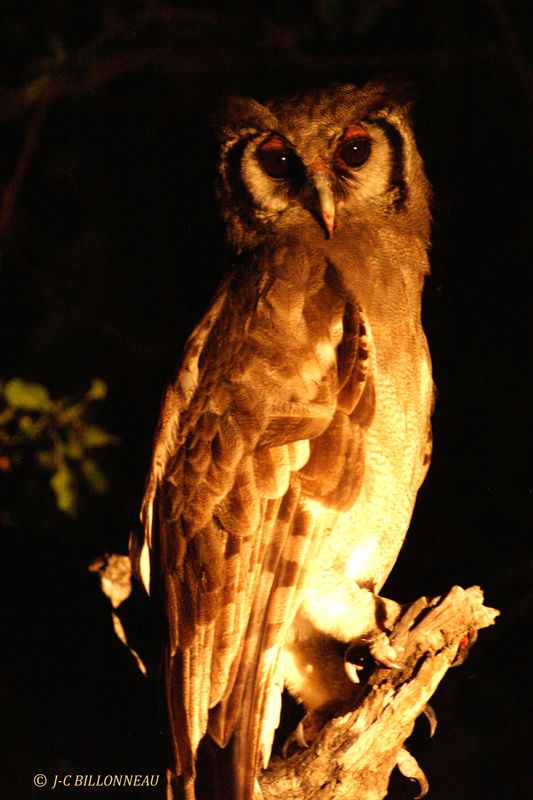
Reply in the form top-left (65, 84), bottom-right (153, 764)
top-left (217, 80), bottom-right (430, 253)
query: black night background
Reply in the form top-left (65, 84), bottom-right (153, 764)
top-left (0, 2), bottom-right (531, 799)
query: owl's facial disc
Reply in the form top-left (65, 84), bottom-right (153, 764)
top-left (255, 135), bottom-right (337, 237)
top-left (302, 127), bottom-right (370, 238)
top-left (240, 119), bottom-right (385, 242)
top-left (254, 126), bottom-right (373, 238)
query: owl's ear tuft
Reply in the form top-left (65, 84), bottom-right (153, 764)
top-left (363, 75), bottom-right (418, 113)
top-left (218, 96), bottom-right (277, 141)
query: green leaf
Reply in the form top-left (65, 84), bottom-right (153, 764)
top-left (86, 378), bottom-right (108, 401)
top-left (80, 457), bottom-right (108, 495)
top-left (65, 437), bottom-right (83, 460)
top-left (81, 424), bottom-right (119, 448)
top-left (50, 464), bottom-right (77, 515)
top-left (4, 379), bottom-right (51, 412)
top-left (23, 74), bottom-right (52, 104)
top-left (18, 415), bottom-right (37, 436)
top-left (36, 450), bottom-right (57, 470)
top-left (0, 407), bottom-right (14, 426)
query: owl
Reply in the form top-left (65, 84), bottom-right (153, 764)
top-left (134, 79), bottom-right (434, 800)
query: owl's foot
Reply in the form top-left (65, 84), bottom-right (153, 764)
top-left (368, 630), bottom-right (402, 669)
top-left (376, 595), bottom-right (403, 632)
top-left (343, 631), bottom-right (401, 684)
top-left (370, 596), bottom-right (404, 667)
top-left (342, 597), bottom-right (403, 682)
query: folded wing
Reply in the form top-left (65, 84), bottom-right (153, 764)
top-left (137, 254), bottom-right (375, 800)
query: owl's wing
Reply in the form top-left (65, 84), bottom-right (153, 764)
top-left (138, 257), bottom-right (374, 800)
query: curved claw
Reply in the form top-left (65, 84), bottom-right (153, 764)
top-left (369, 631), bottom-right (403, 669)
top-left (282, 721), bottom-right (308, 758)
top-left (423, 703), bottom-right (438, 737)
top-left (344, 659), bottom-right (362, 683)
top-left (396, 746), bottom-right (429, 798)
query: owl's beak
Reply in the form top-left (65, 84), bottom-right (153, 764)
top-left (312, 173), bottom-right (336, 237)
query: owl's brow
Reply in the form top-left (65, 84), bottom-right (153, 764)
top-left (223, 131), bottom-right (264, 223)
top-left (365, 116), bottom-right (408, 208)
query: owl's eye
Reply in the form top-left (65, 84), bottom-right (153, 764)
top-left (336, 132), bottom-right (371, 169)
top-left (257, 136), bottom-right (296, 179)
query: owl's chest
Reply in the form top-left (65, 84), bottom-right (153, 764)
top-left (300, 282), bottom-right (432, 585)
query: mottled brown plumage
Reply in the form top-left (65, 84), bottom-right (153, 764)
top-left (135, 80), bottom-right (433, 800)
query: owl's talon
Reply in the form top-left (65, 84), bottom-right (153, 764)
top-left (379, 656), bottom-right (402, 669)
top-left (295, 720), bottom-right (308, 748)
top-left (369, 631), bottom-right (402, 669)
top-left (423, 703), bottom-right (438, 737)
top-left (344, 658), bottom-right (362, 683)
top-left (282, 721), bottom-right (308, 758)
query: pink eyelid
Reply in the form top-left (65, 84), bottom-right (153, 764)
top-left (259, 135), bottom-right (288, 151)
top-left (341, 125), bottom-right (370, 140)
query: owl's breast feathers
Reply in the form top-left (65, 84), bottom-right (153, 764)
top-left (137, 245), bottom-right (431, 798)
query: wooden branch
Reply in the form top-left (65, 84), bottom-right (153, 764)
top-left (92, 561), bottom-right (498, 799)
top-left (0, 40), bottom-right (507, 129)
top-left (0, 49), bottom-right (174, 128)
top-left (259, 586), bottom-right (499, 800)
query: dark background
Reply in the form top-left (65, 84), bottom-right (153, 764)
top-left (1, 2), bottom-right (531, 798)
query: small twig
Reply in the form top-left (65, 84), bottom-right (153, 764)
top-left (0, 98), bottom-right (49, 232)
top-left (0, 40), bottom-right (510, 131)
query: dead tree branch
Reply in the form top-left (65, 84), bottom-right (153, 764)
top-left (0, 98), bottom-right (49, 232)
top-left (95, 561), bottom-right (498, 799)
top-left (259, 586), bottom-right (498, 800)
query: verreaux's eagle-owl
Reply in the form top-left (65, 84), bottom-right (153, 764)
top-left (133, 79), bottom-right (433, 800)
